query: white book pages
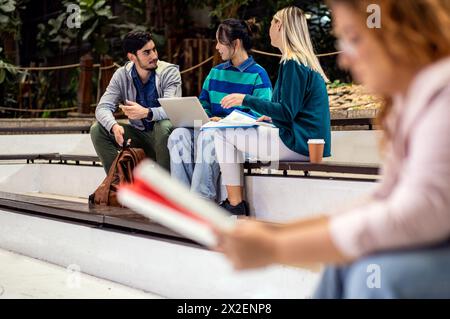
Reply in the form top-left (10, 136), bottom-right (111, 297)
top-left (117, 160), bottom-right (236, 246)
top-left (118, 188), bottom-right (217, 247)
top-left (201, 110), bottom-right (275, 130)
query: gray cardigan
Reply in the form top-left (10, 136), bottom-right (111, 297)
top-left (95, 60), bottom-right (182, 132)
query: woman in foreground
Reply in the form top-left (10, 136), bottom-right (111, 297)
top-left (216, 0), bottom-right (450, 298)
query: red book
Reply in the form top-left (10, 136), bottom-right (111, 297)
top-left (118, 160), bottom-right (234, 247)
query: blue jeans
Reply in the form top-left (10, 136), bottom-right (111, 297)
top-left (168, 128), bottom-right (221, 201)
top-left (313, 240), bottom-right (450, 299)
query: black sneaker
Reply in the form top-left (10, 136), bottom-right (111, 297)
top-left (219, 199), bottom-right (249, 216)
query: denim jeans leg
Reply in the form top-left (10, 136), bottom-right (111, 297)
top-left (342, 241), bottom-right (450, 299)
top-left (314, 241), bottom-right (450, 299)
top-left (167, 128), bottom-right (195, 187)
top-left (191, 129), bottom-right (221, 200)
top-left (313, 266), bottom-right (345, 299)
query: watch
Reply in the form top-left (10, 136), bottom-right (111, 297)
top-left (146, 108), bottom-right (153, 120)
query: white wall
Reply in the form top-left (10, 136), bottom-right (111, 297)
top-left (328, 130), bottom-right (381, 164)
top-left (0, 134), bottom-right (97, 156)
top-left (0, 210), bottom-right (321, 299)
top-left (247, 175), bottom-right (375, 222)
top-left (0, 131), bottom-right (381, 164)
top-left (0, 164), bottom-right (105, 198)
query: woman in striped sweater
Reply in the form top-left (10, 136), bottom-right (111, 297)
top-left (168, 19), bottom-right (272, 202)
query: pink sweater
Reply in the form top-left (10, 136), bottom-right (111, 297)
top-left (330, 57), bottom-right (450, 258)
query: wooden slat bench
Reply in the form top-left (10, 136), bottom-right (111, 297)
top-left (0, 153), bottom-right (60, 163)
top-left (0, 125), bottom-right (92, 135)
top-left (0, 191), bottom-right (200, 248)
top-left (0, 153), bottom-right (102, 166)
top-left (245, 161), bottom-right (379, 176)
top-left (331, 117), bottom-right (375, 130)
top-left (0, 153), bottom-right (380, 177)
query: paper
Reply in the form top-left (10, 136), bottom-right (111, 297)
top-left (117, 159), bottom-right (235, 247)
top-left (200, 110), bottom-right (275, 130)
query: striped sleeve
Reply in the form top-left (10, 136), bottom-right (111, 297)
top-left (252, 70), bottom-right (272, 100)
top-left (249, 69), bottom-right (273, 117)
top-left (199, 72), bottom-right (212, 116)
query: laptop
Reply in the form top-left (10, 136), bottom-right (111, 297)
top-left (158, 97), bottom-right (210, 128)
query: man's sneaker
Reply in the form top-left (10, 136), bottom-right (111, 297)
top-left (219, 199), bottom-right (249, 216)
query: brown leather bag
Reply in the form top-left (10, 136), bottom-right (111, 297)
top-left (89, 146), bottom-right (146, 207)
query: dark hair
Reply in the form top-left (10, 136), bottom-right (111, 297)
top-left (122, 31), bottom-right (153, 55)
top-left (217, 18), bottom-right (259, 52)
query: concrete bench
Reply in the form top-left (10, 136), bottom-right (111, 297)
top-left (0, 190), bottom-right (321, 298)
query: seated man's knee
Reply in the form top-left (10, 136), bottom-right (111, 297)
top-left (90, 122), bottom-right (106, 143)
top-left (155, 119), bottom-right (174, 138)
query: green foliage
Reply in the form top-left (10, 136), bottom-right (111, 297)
top-left (0, 60), bottom-right (16, 83)
top-left (328, 80), bottom-right (350, 88)
top-left (0, 44), bottom-right (20, 112)
top-left (231, 0), bottom-right (350, 82)
top-left (209, 0), bottom-right (250, 19)
top-left (188, 0), bottom-right (251, 21)
top-left (34, 68), bottom-right (79, 118)
top-left (0, 48), bottom-right (17, 84)
top-left (119, 0), bottom-right (145, 20)
top-left (37, 0), bottom-right (117, 56)
top-left (115, 0), bottom-right (149, 39)
top-left (0, 0), bottom-right (27, 36)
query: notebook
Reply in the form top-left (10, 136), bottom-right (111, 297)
top-left (200, 110), bottom-right (276, 130)
top-left (117, 159), bottom-right (235, 247)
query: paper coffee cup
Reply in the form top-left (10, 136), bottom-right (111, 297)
top-left (307, 139), bottom-right (325, 163)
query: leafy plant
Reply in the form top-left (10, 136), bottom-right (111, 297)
top-left (0, 59), bottom-right (16, 83)
top-left (328, 80), bottom-right (350, 88)
top-left (188, 0), bottom-right (250, 20)
top-left (119, 0), bottom-right (145, 21)
top-left (0, 48), bottom-right (17, 83)
top-left (0, 0), bottom-right (27, 36)
top-left (210, 0), bottom-right (250, 19)
top-left (103, 0), bottom-right (154, 62)
top-left (37, 0), bottom-right (117, 56)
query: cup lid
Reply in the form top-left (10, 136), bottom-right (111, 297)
top-left (308, 139), bottom-right (325, 144)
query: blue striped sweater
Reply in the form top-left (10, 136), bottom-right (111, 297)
top-left (199, 56), bottom-right (272, 117)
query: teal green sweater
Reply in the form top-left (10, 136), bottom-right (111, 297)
top-left (243, 59), bottom-right (331, 157)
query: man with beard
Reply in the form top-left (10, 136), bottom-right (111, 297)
top-left (91, 31), bottom-right (181, 173)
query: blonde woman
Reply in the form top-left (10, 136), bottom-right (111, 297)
top-left (215, 6), bottom-right (331, 216)
top-left (216, 0), bottom-right (450, 298)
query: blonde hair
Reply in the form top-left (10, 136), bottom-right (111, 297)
top-left (273, 6), bottom-right (329, 82)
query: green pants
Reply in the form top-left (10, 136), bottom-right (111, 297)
top-left (90, 120), bottom-right (173, 174)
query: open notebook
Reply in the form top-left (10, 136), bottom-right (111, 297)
top-left (117, 160), bottom-right (235, 247)
top-left (201, 110), bottom-right (276, 130)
